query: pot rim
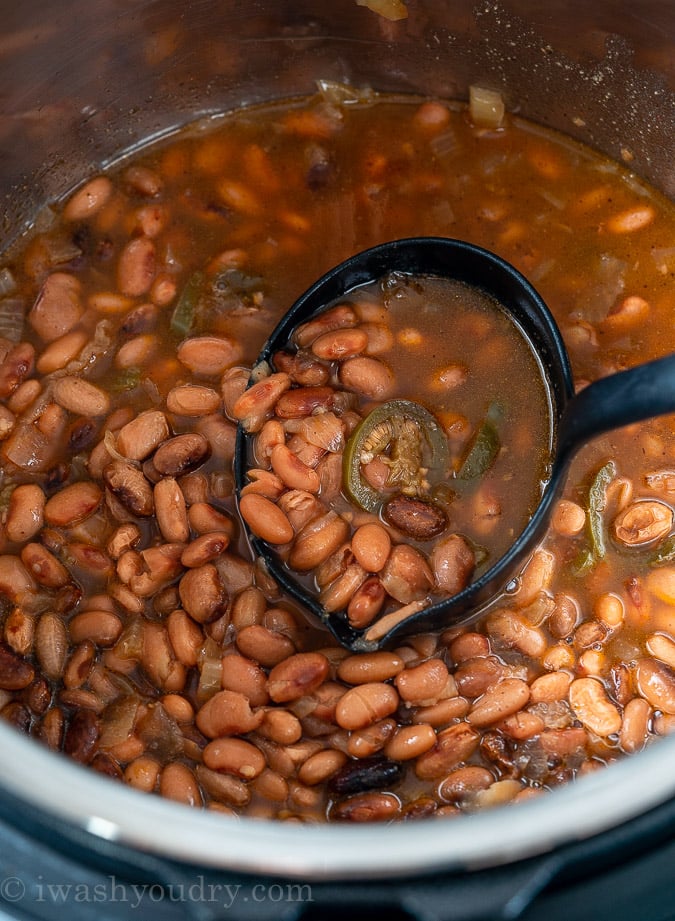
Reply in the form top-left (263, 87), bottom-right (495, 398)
top-left (1, 722), bottom-right (674, 879)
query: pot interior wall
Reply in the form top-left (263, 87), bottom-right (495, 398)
top-left (2, 0), bottom-right (675, 249)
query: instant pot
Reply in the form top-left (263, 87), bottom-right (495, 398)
top-left (2, 2), bottom-right (675, 918)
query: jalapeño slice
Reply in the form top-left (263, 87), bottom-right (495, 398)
top-left (343, 399), bottom-right (449, 513)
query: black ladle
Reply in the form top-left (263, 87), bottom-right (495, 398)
top-left (234, 237), bottom-right (675, 651)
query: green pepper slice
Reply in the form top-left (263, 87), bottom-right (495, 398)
top-left (458, 402), bottom-right (502, 480)
top-left (343, 399), bottom-right (449, 513)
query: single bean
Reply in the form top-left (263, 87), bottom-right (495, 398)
top-left (20, 542), bottom-right (70, 589)
top-left (415, 722), bottom-right (480, 780)
top-left (103, 461), bottom-right (154, 517)
top-left (429, 534), bottom-right (475, 594)
top-left (63, 641), bottom-right (95, 689)
top-left (267, 652), bottom-right (330, 703)
top-left (232, 372), bottom-right (291, 431)
top-left (411, 696), bottom-right (470, 727)
top-left (635, 657), bottom-right (675, 714)
top-left (298, 749), bottom-right (348, 786)
top-left (125, 756), bottom-right (161, 792)
top-left (467, 677), bottom-right (531, 728)
top-left (380, 544), bottom-right (435, 604)
top-left (351, 523), bottom-right (391, 573)
top-left (52, 376), bottom-right (110, 417)
top-left (438, 765), bottom-right (494, 803)
top-left (187, 502), bottom-right (235, 536)
top-left (320, 563), bottom-right (368, 613)
top-left (117, 236), bottom-right (156, 297)
top-left (0, 642), bottom-right (35, 690)
top-left (331, 792), bottom-right (401, 822)
top-left (63, 176), bottom-right (113, 221)
top-left (256, 708), bottom-right (303, 745)
top-left (274, 386), bottom-right (338, 419)
top-left (196, 765), bottom-right (250, 807)
top-left (239, 493), bottom-right (294, 544)
top-left (530, 671), bottom-right (572, 703)
top-left (347, 718), bottom-right (397, 759)
top-left (5, 483), bottom-right (47, 543)
top-left (485, 610), bottom-right (547, 658)
top-left (179, 564), bottom-right (228, 625)
top-left (69, 611), bottom-right (123, 647)
top-left (196, 689), bottom-right (264, 739)
top-left (295, 305), bottom-right (357, 347)
top-left (311, 327), bottom-right (368, 360)
top-left (347, 577), bottom-right (387, 629)
top-left (167, 609), bottom-right (204, 668)
top-left (44, 481), bottom-right (102, 527)
top-left (35, 613), bottom-right (68, 681)
top-left (181, 532), bottom-right (230, 568)
top-left (202, 737), bottom-right (266, 779)
top-left (115, 410), bottom-right (170, 461)
top-left (220, 654), bottom-right (269, 707)
top-left (63, 709), bottom-right (100, 764)
top-left (395, 659), bottom-right (450, 706)
top-left (166, 383), bottom-right (221, 417)
top-left (335, 682), bottom-right (399, 730)
top-left (0, 342), bottom-right (35, 399)
top-left (619, 697), bottom-right (652, 754)
top-left (159, 762), bottom-right (201, 807)
top-left (384, 724), bottom-right (437, 761)
top-left (154, 477), bottom-right (189, 543)
top-left (338, 356), bottom-right (395, 400)
top-left (289, 511), bottom-right (351, 571)
top-left (28, 273), bottom-right (83, 342)
top-left (337, 652), bottom-right (405, 685)
top-left (270, 443), bottom-right (320, 493)
top-left (569, 677), bottom-right (622, 736)
top-left (153, 433), bottom-right (211, 477)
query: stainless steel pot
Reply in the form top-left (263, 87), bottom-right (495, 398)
top-left (2, 0), bottom-right (675, 900)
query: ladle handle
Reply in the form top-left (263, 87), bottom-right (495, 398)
top-left (557, 352), bottom-right (675, 464)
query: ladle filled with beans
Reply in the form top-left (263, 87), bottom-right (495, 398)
top-left (234, 237), bottom-right (675, 650)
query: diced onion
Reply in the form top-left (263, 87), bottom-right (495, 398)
top-left (469, 85), bottom-right (505, 129)
top-left (356, 0), bottom-right (408, 22)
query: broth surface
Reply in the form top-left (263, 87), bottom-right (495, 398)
top-left (1, 90), bottom-right (675, 821)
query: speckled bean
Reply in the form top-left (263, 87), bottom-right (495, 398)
top-left (335, 682), bottom-right (399, 730)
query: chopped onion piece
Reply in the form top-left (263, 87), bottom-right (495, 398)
top-left (0, 268), bottom-right (16, 297)
top-left (0, 298), bottom-right (24, 341)
top-left (356, 0), bottom-right (408, 21)
top-left (469, 85), bottom-right (505, 129)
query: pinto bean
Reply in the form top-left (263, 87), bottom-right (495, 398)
top-left (159, 762), bottom-right (201, 807)
top-left (103, 461), bottom-right (154, 517)
top-left (635, 658), bottom-right (675, 714)
top-left (569, 677), bottom-right (622, 736)
top-left (467, 678), bottom-right (531, 728)
top-left (384, 723), bottom-right (437, 761)
top-left (0, 642), bottom-right (35, 690)
top-left (438, 765), bottom-right (494, 803)
top-left (274, 386), bottom-right (337, 419)
top-left (288, 511), bottom-right (350, 571)
top-left (380, 544), bottom-right (434, 604)
top-left (350, 523), bottom-right (391, 574)
top-left (335, 682), bottom-right (399, 730)
top-left (320, 563), bottom-right (368, 613)
top-left (69, 611), bottom-right (123, 647)
top-left (267, 652), bottom-right (330, 703)
top-left (3, 488), bottom-right (42, 548)
top-left (430, 534), bottom-right (475, 594)
top-left (203, 737), bottom-right (266, 779)
top-left (52, 377), bottom-right (110, 417)
top-left (153, 433), bottom-right (211, 476)
top-left (28, 273), bottom-right (83, 342)
top-left (235, 625), bottom-right (296, 668)
top-left (115, 410), bottom-right (170, 461)
top-left (331, 792), bottom-right (401, 822)
top-left (20, 543), bottom-right (70, 589)
top-left (485, 609), bottom-right (547, 658)
top-left (63, 709), bottom-right (100, 764)
top-left (347, 577), bottom-right (387, 629)
top-left (117, 236), bottom-right (156, 297)
top-left (44, 481), bottom-right (102, 527)
top-left (384, 496), bottom-right (448, 541)
top-left (339, 356), bottom-right (395, 400)
top-left (196, 689), bottom-right (264, 739)
top-left (415, 722), bottom-right (480, 780)
top-left (166, 383), bottom-right (221, 416)
top-left (395, 659), bottom-right (450, 706)
top-left (0, 342), bottom-right (35, 399)
top-left (270, 443), bottom-right (320, 492)
top-left (347, 718), bottom-right (397, 758)
top-left (239, 494), bottom-right (294, 544)
top-left (311, 327), bottom-right (368, 360)
top-left (337, 652), bottom-right (405, 685)
top-left (154, 477), bottom-right (189, 543)
top-left (179, 564), bottom-right (228, 625)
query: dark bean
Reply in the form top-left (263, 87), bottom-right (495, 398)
top-left (383, 495), bottom-right (448, 540)
top-left (479, 731), bottom-right (517, 776)
top-left (153, 433), bottom-right (211, 477)
top-left (63, 709), bottom-right (100, 764)
top-left (68, 418), bottom-right (99, 453)
top-left (1, 701), bottom-right (31, 733)
top-left (121, 303), bottom-right (158, 337)
top-left (0, 643), bottom-right (35, 690)
top-left (103, 460), bottom-right (154, 517)
top-left (91, 752), bottom-right (123, 779)
top-left (328, 756), bottom-right (404, 796)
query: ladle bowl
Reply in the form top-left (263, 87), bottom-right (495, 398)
top-left (234, 237), bottom-right (675, 651)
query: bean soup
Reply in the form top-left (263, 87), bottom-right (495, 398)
top-left (1, 89), bottom-right (675, 821)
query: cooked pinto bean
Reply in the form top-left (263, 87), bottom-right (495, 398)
top-left (335, 682), bottom-right (399, 730)
top-left (153, 433), bottom-right (211, 476)
top-left (179, 564), bottom-right (228, 624)
top-left (267, 652), bottom-right (330, 703)
top-left (103, 461), bottom-right (154, 517)
top-left (196, 689), bottom-right (264, 738)
top-left (44, 481), bottom-right (102, 527)
top-left (115, 410), bottom-right (170, 461)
